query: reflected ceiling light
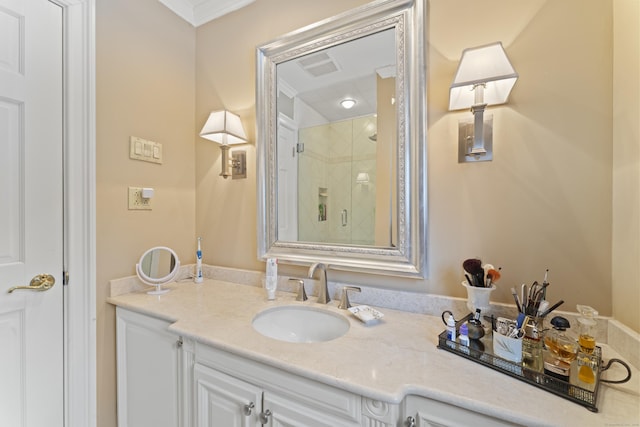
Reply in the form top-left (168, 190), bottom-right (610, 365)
top-left (449, 42), bottom-right (518, 163)
top-left (340, 98), bottom-right (356, 109)
top-left (199, 110), bottom-right (248, 179)
top-left (356, 172), bottom-right (370, 184)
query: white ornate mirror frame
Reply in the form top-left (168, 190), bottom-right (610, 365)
top-left (256, 0), bottom-right (427, 277)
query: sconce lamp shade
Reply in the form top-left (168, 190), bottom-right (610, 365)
top-left (200, 110), bottom-right (248, 179)
top-left (199, 110), bottom-right (247, 145)
top-left (449, 42), bottom-right (518, 110)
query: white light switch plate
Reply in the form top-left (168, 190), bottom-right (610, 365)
top-left (130, 136), bottom-right (162, 164)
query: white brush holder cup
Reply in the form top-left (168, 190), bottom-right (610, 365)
top-left (462, 281), bottom-right (496, 314)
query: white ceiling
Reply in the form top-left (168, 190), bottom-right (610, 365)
top-left (158, 0), bottom-right (255, 27)
top-left (159, 0), bottom-right (397, 125)
top-left (277, 29), bottom-right (397, 124)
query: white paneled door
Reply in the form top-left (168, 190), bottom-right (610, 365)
top-left (277, 116), bottom-right (298, 242)
top-left (0, 0), bottom-right (64, 426)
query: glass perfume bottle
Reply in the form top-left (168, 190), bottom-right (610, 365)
top-left (522, 317), bottom-right (543, 373)
top-left (543, 316), bottom-right (578, 382)
top-left (576, 305), bottom-right (598, 355)
top-left (571, 305), bottom-right (599, 390)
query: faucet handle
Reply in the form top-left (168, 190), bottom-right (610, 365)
top-left (339, 286), bottom-right (361, 309)
top-left (289, 278), bottom-right (307, 301)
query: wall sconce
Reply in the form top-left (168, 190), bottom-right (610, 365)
top-left (449, 42), bottom-right (518, 163)
top-left (199, 110), bottom-right (248, 179)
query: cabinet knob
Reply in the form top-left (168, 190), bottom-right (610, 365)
top-left (405, 416), bottom-right (416, 427)
top-left (243, 402), bottom-right (255, 415)
top-left (258, 409), bottom-right (272, 424)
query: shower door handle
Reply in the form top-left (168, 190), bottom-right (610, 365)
top-left (341, 209), bottom-right (348, 227)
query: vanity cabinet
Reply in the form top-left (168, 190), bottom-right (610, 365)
top-left (403, 395), bottom-right (519, 427)
top-left (194, 344), bottom-right (363, 426)
top-left (194, 364), bottom-right (261, 426)
top-left (116, 307), bottom-right (186, 427)
top-left (116, 308), bottom-right (519, 427)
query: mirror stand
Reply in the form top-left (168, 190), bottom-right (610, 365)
top-left (145, 283), bottom-right (170, 296)
top-left (136, 246), bottom-right (181, 295)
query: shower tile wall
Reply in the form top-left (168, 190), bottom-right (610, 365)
top-left (350, 116), bottom-right (377, 245)
top-left (298, 115), bottom-right (377, 245)
top-left (298, 125), bottom-right (328, 242)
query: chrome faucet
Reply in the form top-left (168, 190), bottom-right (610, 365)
top-left (288, 278), bottom-right (307, 302)
top-left (338, 286), bottom-right (361, 310)
top-left (308, 262), bottom-right (330, 304)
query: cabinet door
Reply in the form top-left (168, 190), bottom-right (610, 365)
top-left (116, 307), bottom-right (182, 427)
top-left (404, 395), bottom-right (519, 427)
top-left (263, 392), bottom-right (361, 427)
top-left (194, 363), bottom-right (262, 427)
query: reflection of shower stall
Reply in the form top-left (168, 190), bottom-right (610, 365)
top-left (297, 115), bottom-right (377, 245)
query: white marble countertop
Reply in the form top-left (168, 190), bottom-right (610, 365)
top-left (108, 278), bottom-right (640, 426)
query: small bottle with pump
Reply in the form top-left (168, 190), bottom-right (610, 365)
top-left (194, 237), bottom-right (203, 283)
top-left (458, 323), bottom-right (470, 347)
top-left (265, 258), bottom-right (278, 300)
top-left (446, 314), bottom-right (457, 342)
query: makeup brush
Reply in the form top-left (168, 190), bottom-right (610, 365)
top-left (463, 258), bottom-right (484, 287)
top-left (464, 273), bottom-right (475, 288)
top-left (463, 258), bottom-right (482, 274)
top-left (540, 299), bottom-right (564, 318)
top-left (483, 263), bottom-right (495, 277)
top-left (487, 268), bottom-right (501, 284)
top-left (542, 268), bottom-right (549, 299)
top-left (510, 287), bottom-right (522, 313)
top-left (483, 264), bottom-right (502, 288)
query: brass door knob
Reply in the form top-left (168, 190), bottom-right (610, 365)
top-left (7, 274), bottom-right (55, 293)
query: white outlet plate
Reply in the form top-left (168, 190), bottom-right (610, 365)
top-left (128, 187), bottom-right (152, 210)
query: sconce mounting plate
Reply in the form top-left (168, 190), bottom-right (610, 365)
top-left (458, 115), bottom-right (493, 163)
top-left (231, 150), bottom-right (247, 179)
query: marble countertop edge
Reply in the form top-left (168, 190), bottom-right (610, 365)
top-left (108, 274), bottom-right (640, 426)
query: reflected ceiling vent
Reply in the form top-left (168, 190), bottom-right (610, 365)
top-left (297, 51), bottom-right (339, 77)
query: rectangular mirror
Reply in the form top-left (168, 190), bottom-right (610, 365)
top-left (257, 0), bottom-right (427, 277)
top-left (278, 28), bottom-right (397, 248)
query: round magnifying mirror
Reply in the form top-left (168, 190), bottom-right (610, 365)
top-left (136, 246), bottom-right (180, 295)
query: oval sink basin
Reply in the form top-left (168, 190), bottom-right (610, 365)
top-left (252, 306), bottom-right (350, 343)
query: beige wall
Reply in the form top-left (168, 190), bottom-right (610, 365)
top-left (96, 0), bottom-right (196, 425)
top-left (612, 0), bottom-right (640, 332)
top-left (425, 0), bottom-right (613, 307)
top-left (95, 0), bottom-right (638, 425)
top-left (194, 0), bottom-right (371, 273)
top-left (196, 0), bottom-right (626, 321)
